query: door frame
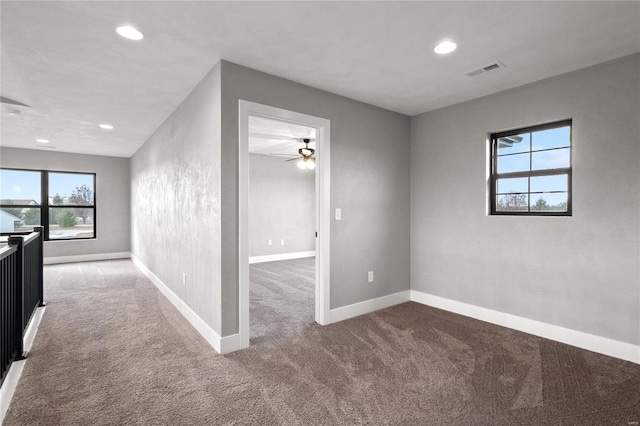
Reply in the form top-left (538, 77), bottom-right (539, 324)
top-left (238, 100), bottom-right (331, 349)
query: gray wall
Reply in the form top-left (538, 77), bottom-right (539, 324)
top-left (130, 63), bottom-right (222, 334)
top-left (410, 54), bottom-right (640, 345)
top-left (0, 147), bottom-right (130, 258)
top-left (221, 61), bottom-right (411, 336)
top-left (249, 154), bottom-right (315, 257)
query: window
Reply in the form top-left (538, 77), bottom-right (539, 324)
top-left (1, 169), bottom-right (96, 240)
top-left (48, 172), bottom-right (95, 240)
top-left (490, 120), bottom-right (572, 215)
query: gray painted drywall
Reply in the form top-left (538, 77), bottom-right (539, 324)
top-left (130, 63), bottom-right (222, 334)
top-left (249, 154), bottom-right (315, 257)
top-left (410, 54), bottom-right (640, 345)
top-left (0, 147), bottom-right (130, 258)
top-left (221, 61), bottom-right (411, 336)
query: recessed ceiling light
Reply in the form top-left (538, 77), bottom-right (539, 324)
top-left (36, 138), bottom-right (49, 143)
top-left (116, 25), bottom-right (143, 41)
top-left (99, 123), bottom-right (114, 130)
top-left (434, 40), bottom-right (457, 54)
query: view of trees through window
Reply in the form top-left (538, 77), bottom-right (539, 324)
top-left (48, 172), bottom-right (95, 239)
top-left (0, 169), bottom-right (96, 240)
top-left (497, 190), bottom-right (568, 212)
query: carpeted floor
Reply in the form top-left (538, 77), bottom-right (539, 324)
top-left (249, 257), bottom-right (315, 346)
top-left (3, 258), bottom-right (639, 425)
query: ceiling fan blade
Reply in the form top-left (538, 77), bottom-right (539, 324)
top-left (285, 157), bottom-right (301, 162)
top-left (268, 153), bottom-right (298, 158)
top-left (0, 96), bottom-right (31, 108)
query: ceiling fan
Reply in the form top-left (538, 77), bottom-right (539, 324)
top-left (284, 138), bottom-right (316, 170)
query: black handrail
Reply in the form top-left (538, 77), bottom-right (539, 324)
top-left (0, 226), bottom-right (44, 388)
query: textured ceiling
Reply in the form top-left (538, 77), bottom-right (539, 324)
top-left (1, 1), bottom-right (639, 158)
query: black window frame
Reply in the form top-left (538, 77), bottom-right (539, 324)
top-left (489, 119), bottom-right (572, 216)
top-left (0, 168), bottom-right (97, 241)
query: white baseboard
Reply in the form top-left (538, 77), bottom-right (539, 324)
top-left (130, 254), bottom-right (233, 355)
top-left (410, 290), bottom-right (640, 365)
top-left (249, 251), bottom-right (315, 264)
top-left (220, 333), bottom-right (244, 354)
top-left (23, 306), bottom-right (46, 353)
top-left (1, 306), bottom-right (46, 424)
top-left (44, 251), bottom-right (131, 265)
top-left (0, 360), bottom-right (25, 424)
top-left (328, 290), bottom-right (410, 324)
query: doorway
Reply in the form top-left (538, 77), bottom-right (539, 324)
top-left (238, 101), bottom-right (331, 349)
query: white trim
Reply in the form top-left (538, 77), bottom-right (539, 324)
top-left (0, 359), bottom-right (25, 424)
top-left (328, 290), bottom-right (410, 324)
top-left (410, 290), bottom-right (640, 364)
top-left (220, 333), bottom-right (243, 354)
top-left (131, 254), bottom-right (231, 354)
top-left (249, 251), bottom-right (315, 264)
top-left (239, 100), bottom-right (331, 351)
top-left (23, 306), bottom-right (45, 353)
top-left (1, 305), bottom-right (46, 424)
top-left (44, 251), bottom-right (130, 265)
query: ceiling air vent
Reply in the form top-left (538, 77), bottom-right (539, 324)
top-left (465, 61), bottom-right (506, 77)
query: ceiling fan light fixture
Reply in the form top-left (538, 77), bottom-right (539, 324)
top-left (297, 157), bottom-right (316, 170)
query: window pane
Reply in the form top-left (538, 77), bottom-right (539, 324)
top-left (497, 133), bottom-right (530, 155)
top-left (496, 193), bottom-right (529, 212)
top-left (1, 207), bottom-right (40, 232)
top-left (49, 207), bottom-right (94, 239)
top-left (497, 177), bottom-right (528, 194)
top-left (531, 126), bottom-right (570, 151)
top-left (532, 148), bottom-right (570, 170)
top-left (530, 174), bottom-right (568, 193)
top-left (530, 193), bottom-right (568, 212)
top-left (0, 169), bottom-right (41, 205)
top-left (497, 152), bottom-right (530, 173)
top-left (48, 173), bottom-right (94, 206)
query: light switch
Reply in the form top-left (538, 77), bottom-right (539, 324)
top-left (335, 208), bottom-right (342, 221)
top-left (368, 271), bottom-right (374, 283)
top-left (281, 239), bottom-right (285, 245)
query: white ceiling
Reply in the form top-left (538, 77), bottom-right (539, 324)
top-left (1, 1), bottom-right (639, 158)
top-left (249, 116), bottom-right (316, 158)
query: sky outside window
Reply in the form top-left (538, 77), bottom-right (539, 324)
top-left (0, 169), bottom-right (42, 204)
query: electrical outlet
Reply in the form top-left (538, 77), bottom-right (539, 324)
top-left (268, 239), bottom-right (272, 246)
top-left (182, 273), bottom-right (186, 286)
top-left (368, 271), bottom-right (374, 283)
top-left (281, 239), bottom-right (285, 245)
top-left (335, 208), bottom-right (342, 221)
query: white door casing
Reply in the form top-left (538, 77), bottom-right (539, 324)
top-left (238, 100), bottom-right (331, 349)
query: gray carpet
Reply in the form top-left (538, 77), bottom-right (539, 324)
top-left (249, 257), bottom-right (315, 345)
top-left (3, 258), bottom-right (639, 425)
